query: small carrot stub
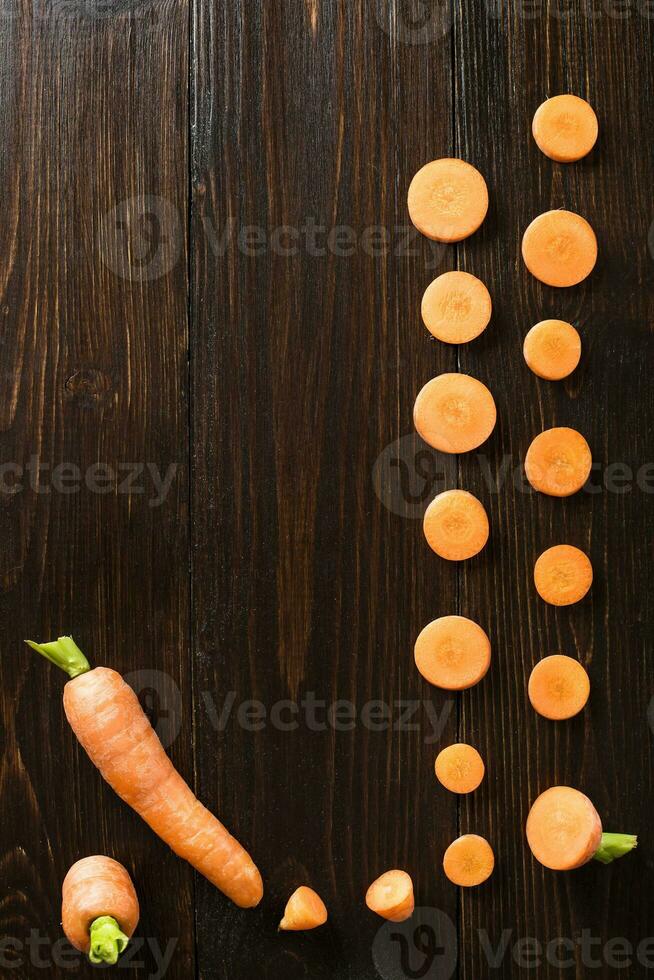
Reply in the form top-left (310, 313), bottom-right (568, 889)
top-left (423, 489), bottom-right (489, 561)
top-left (366, 870), bottom-right (415, 922)
top-left (435, 744), bottom-right (485, 794)
top-left (528, 655), bottom-right (590, 720)
top-left (421, 271), bottom-right (492, 344)
top-left (522, 210), bottom-right (597, 287)
top-left (62, 856), bottom-right (139, 964)
top-left (279, 887), bottom-right (328, 931)
top-left (532, 94), bottom-right (598, 162)
top-left (443, 835), bottom-right (494, 887)
top-left (534, 545), bottom-right (593, 606)
top-left (408, 158), bottom-right (489, 243)
top-left (413, 373), bottom-right (497, 454)
top-left (525, 427), bottom-right (592, 497)
top-left (415, 616), bottom-right (491, 691)
top-left (526, 787), bottom-right (602, 870)
top-left (523, 319), bottom-right (581, 380)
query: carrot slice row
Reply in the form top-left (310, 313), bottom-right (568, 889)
top-left (523, 319), bottom-right (581, 380)
top-left (279, 887), bottom-right (328, 931)
top-left (534, 545), bottom-right (593, 606)
top-left (413, 373), bottom-right (497, 454)
top-left (421, 271), bottom-right (492, 344)
top-left (408, 158), bottom-right (488, 243)
top-left (443, 835), bottom-right (494, 886)
top-left (423, 489), bottom-right (489, 561)
top-left (525, 427), bottom-right (592, 497)
top-left (522, 210), bottom-right (597, 287)
top-left (414, 615), bottom-right (491, 691)
top-left (365, 870), bottom-right (414, 922)
top-left (532, 94), bottom-right (598, 163)
top-left (528, 655), bottom-right (590, 720)
top-left (435, 744), bottom-right (485, 794)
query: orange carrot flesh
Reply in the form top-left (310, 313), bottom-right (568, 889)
top-left (421, 271), bottom-right (492, 344)
top-left (408, 158), bottom-right (488, 243)
top-left (525, 427), bottom-right (592, 497)
top-left (413, 373), bottom-right (497, 454)
top-left (532, 94), bottom-right (598, 162)
top-left (443, 835), bottom-right (494, 887)
top-left (365, 870), bottom-right (414, 922)
top-left (522, 210), bottom-right (597, 287)
top-left (526, 787), bottom-right (603, 870)
top-left (62, 856), bottom-right (139, 962)
top-left (528, 655), bottom-right (590, 720)
top-left (414, 616), bottom-right (491, 691)
top-left (435, 743), bottom-right (485, 794)
top-left (534, 545), bottom-right (593, 606)
top-left (279, 886), bottom-right (328, 931)
top-left (423, 489), bottom-right (489, 561)
top-left (523, 319), bottom-right (581, 380)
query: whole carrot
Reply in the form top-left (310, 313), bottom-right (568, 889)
top-left (62, 856), bottom-right (139, 965)
top-left (27, 637), bottom-right (263, 908)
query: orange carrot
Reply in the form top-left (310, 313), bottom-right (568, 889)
top-left (413, 373), bottom-right (497, 453)
top-left (443, 835), bottom-right (494, 887)
top-left (523, 319), bottom-right (581, 380)
top-left (279, 886), bottom-right (328, 931)
top-left (365, 870), bottom-right (414, 922)
top-left (408, 158), bottom-right (488, 242)
top-left (423, 489), bottom-right (489, 561)
top-left (62, 856), bottom-right (139, 965)
top-left (421, 271), bottom-right (492, 344)
top-left (27, 637), bottom-right (263, 909)
top-left (532, 94), bottom-right (598, 162)
top-left (435, 743), bottom-right (485, 794)
top-left (526, 786), bottom-right (637, 871)
top-left (522, 210), bottom-right (597, 287)
top-left (528, 655), bottom-right (590, 720)
top-left (525, 427), bottom-right (592, 497)
top-left (534, 545), bottom-right (593, 606)
top-left (414, 615), bottom-right (491, 691)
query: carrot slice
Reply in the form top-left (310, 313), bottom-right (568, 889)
top-left (525, 427), bottom-right (592, 497)
top-left (526, 786), bottom-right (602, 870)
top-left (421, 271), bottom-right (492, 344)
top-left (279, 886), bottom-right (328, 931)
top-left (435, 743), bottom-right (485, 794)
top-left (423, 489), bottom-right (489, 561)
top-left (523, 319), bottom-right (581, 380)
top-left (408, 158), bottom-right (489, 243)
top-left (532, 94), bottom-right (598, 162)
top-left (413, 373), bottom-right (497, 453)
top-left (522, 210), bottom-right (597, 287)
top-left (528, 655), bottom-right (590, 720)
top-left (365, 870), bottom-right (414, 922)
top-left (414, 615), bottom-right (491, 691)
top-left (62, 856), bottom-right (139, 960)
top-left (443, 835), bottom-right (494, 887)
top-left (534, 545), bottom-right (593, 606)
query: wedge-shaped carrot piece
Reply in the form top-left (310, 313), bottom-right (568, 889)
top-left (522, 210), bottom-right (597, 287)
top-left (534, 545), bottom-right (593, 606)
top-left (421, 271), bottom-right (492, 344)
top-left (435, 744), bottom-right (485, 794)
top-left (366, 870), bottom-right (414, 922)
top-left (443, 835), bottom-right (494, 887)
top-left (528, 655), bottom-right (590, 720)
top-left (423, 489), bottom-right (489, 561)
top-left (408, 159), bottom-right (488, 243)
top-left (532, 94), bottom-right (598, 162)
top-left (415, 615), bottom-right (490, 691)
top-left (279, 887), bottom-right (328, 931)
top-left (413, 373), bottom-right (497, 453)
top-left (523, 319), bottom-right (581, 380)
top-left (525, 427), bottom-right (592, 497)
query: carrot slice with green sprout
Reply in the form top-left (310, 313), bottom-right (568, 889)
top-left (523, 319), bottom-right (581, 380)
top-left (423, 489), bottom-right (489, 561)
top-left (443, 835), bottom-right (494, 886)
top-left (532, 94), bottom-right (598, 162)
top-left (62, 856), bottom-right (139, 965)
top-left (366, 870), bottom-right (414, 922)
top-left (413, 373), bottom-right (497, 453)
top-left (435, 744), bottom-right (485, 794)
top-left (408, 159), bottom-right (489, 243)
top-left (421, 271), bottom-right (492, 344)
top-left (525, 426), bottom-right (592, 497)
top-left (414, 616), bottom-right (491, 691)
top-left (279, 887), bottom-right (328, 931)
top-left (522, 210), bottom-right (597, 287)
top-left (528, 655), bottom-right (590, 720)
top-left (534, 545), bottom-right (593, 606)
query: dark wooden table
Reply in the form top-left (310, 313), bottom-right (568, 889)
top-left (1, 2), bottom-right (653, 977)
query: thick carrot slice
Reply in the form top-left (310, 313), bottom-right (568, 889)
top-left (528, 655), bottom-right (590, 720)
top-left (532, 94), bottom-right (598, 162)
top-left (534, 545), bottom-right (593, 606)
top-left (62, 856), bottom-right (139, 964)
top-left (523, 319), bottom-right (581, 380)
top-left (522, 210), bottom-right (597, 287)
top-left (525, 427), bottom-right (592, 497)
top-left (413, 373), bottom-right (497, 453)
top-left (423, 489), bottom-right (489, 561)
top-left (526, 787), bottom-right (603, 870)
top-left (408, 159), bottom-right (488, 243)
top-left (365, 870), bottom-right (414, 922)
top-left (421, 271), bottom-right (492, 344)
top-left (414, 615), bottom-right (491, 691)
top-left (435, 743), bottom-right (485, 794)
top-left (443, 835), bottom-right (494, 887)
top-left (279, 886), bottom-right (328, 931)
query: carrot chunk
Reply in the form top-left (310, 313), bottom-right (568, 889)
top-left (523, 319), bottom-right (581, 380)
top-left (443, 835), bottom-right (494, 887)
top-left (423, 489), bottom-right (489, 561)
top-left (526, 786), bottom-right (602, 870)
top-left (522, 210), bottom-right (597, 287)
top-left (534, 545), bottom-right (593, 606)
top-left (528, 655), bottom-right (590, 720)
top-left (414, 615), bottom-right (491, 691)
top-left (532, 94), bottom-right (598, 162)
top-left (408, 158), bottom-right (488, 243)
top-left (279, 887), bottom-right (328, 931)
top-left (525, 427), bottom-right (592, 497)
top-left (365, 870), bottom-right (414, 922)
top-left (435, 743), bottom-right (485, 794)
top-left (421, 271), bottom-right (492, 344)
top-left (413, 373), bottom-right (497, 454)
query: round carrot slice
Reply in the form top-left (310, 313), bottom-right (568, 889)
top-left (443, 835), bottom-right (494, 887)
top-left (435, 743), bottom-right (485, 794)
top-left (532, 94), bottom-right (598, 163)
top-left (523, 319), bottom-right (581, 380)
top-left (528, 655), bottom-right (590, 720)
top-left (522, 210), bottom-right (597, 287)
top-left (414, 615), bottom-right (490, 691)
top-left (526, 786), bottom-right (602, 870)
top-left (407, 159), bottom-right (489, 243)
top-left (423, 489), bottom-right (489, 561)
top-left (534, 545), bottom-right (593, 606)
top-left (525, 427), bottom-right (592, 497)
top-left (365, 870), bottom-right (414, 922)
top-left (421, 271), bottom-right (492, 344)
top-left (413, 373), bottom-right (497, 454)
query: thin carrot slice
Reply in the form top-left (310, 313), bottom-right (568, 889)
top-left (414, 615), bottom-right (491, 691)
top-left (523, 319), bottom-right (581, 380)
top-left (522, 210), bottom-right (597, 287)
top-left (528, 655), bottom-right (590, 720)
top-left (532, 94), bottom-right (598, 162)
top-left (408, 159), bottom-right (489, 243)
top-left (413, 373), bottom-right (497, 454)
top-left (443, 835), bottom-right (494, 887)
top-left (526, 786), bottom-right (602, 870)
top-left (279, 887), bottom-right (328, 931)
top-left (421, 271), bottom-right (492, 344)
top-left (435, 744), bottom-right (485, 794)
top-left (365, 870), bottom-right (414, 922)
top-left (423, 489), bottom-right (489, 561)
top-left (534, 545), bottom-right (593, 606)
top-left (525, 427), bottom-right (592, 497)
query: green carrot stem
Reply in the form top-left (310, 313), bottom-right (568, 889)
top-left (593, 833), bottom-right (638, 865)
top-left (25, 636), bottom-right (91, 678)
top-left (88, 916), bottom-right (130, 965)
